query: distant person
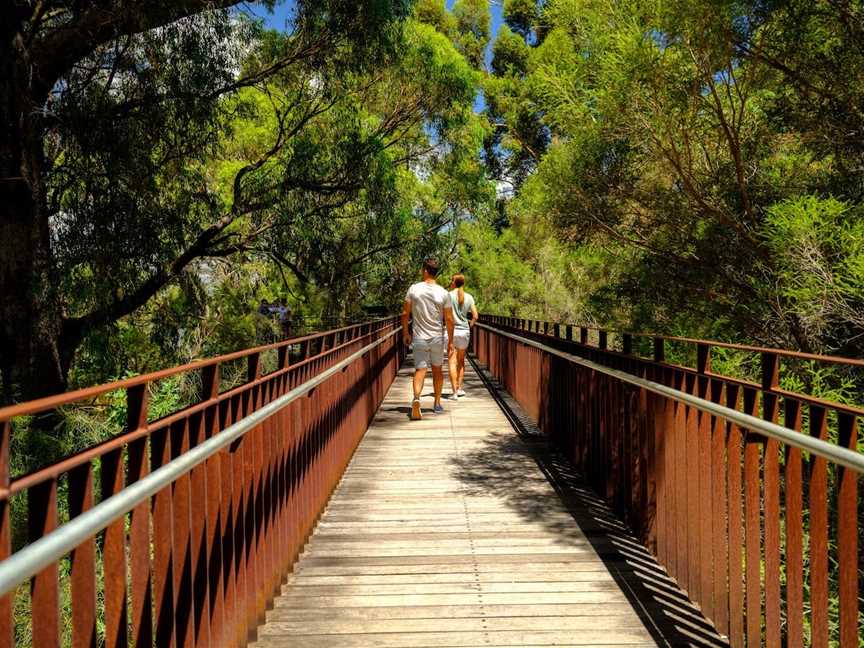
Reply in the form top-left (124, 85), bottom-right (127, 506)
top-left (447, 274), bottom-right (478, 399)
top-left (257, 299), bottom-right (273, 341)
top-left (402, 258), bottom-right (455, 419)
top-left (276, 298), bottom-right (292, 338)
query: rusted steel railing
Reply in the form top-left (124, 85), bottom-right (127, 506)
top-left (0, 318), bottom-right (402, 647)
top-left (475, 315), bottom-right (862, 648)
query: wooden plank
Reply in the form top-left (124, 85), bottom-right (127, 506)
top-left (253, 629), bottom-right (655, 647)
top-left (259, 615), bottom-right (649, 634)
top-left (280, 581), bottom-right (622, 596)
top-left (266, 603), bottom-right (641, 620)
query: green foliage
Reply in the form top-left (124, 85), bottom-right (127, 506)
top-left (456, 214), bottom-right (610, 322)
top-left (452, 0), bottom-right (491, 67)
top-left (414, 0), bottom-right (457, 35)
top-left (41, 5), bottom-right (488, 397)
top-left (761, 196), bottom-right (864, 353)
top-left (503, 0), bottom-right (539, 39)
top-left (479, 0), bottom-right (864, 358)
top-left (491, 25), bottom-right (530, 76)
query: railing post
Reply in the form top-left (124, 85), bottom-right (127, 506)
top-left (566, 325), bottom-right (573, 341)
top-left (697, 343), bottom-right (711, 373)
top-left (580, 327), bottom-right (588, 344)
top-left (653, 337), bottom-right (665, 362)
top-left (761, 351), bottom-right (779, 389)
top-left (598, 330), bottom-right (607, 350)
top-left (248, 352), bottom-right (261, 380)
top-left (622, 333), bottom-right (632, 355)
top-left (553, 323), bottom-right (560, 338)
top-left (277, 346), bottom-right (290, 371)
top-left (203, 364), bottom-right (220, 398)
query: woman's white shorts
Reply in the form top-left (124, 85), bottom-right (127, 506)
top-left (452, 329), bottom-right (470, 350)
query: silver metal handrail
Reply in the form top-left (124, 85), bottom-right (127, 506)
top-left (477, 323), bottom-right (864, 474)
top-left (0, 328), bottom-right (400, 597)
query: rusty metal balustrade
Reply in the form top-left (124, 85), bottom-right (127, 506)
top-left (475, 315), bottom-right (863, 648)
top-left (0, 318), bottom-right (403, 648)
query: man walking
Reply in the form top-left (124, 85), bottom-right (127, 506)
top-left (402, 258), bottom-right (455, 420)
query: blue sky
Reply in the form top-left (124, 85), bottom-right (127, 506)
top-left (248, 1), bottom-right (504, 112)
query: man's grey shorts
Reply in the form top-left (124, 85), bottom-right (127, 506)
top-left (413, 336), bottom-right (445, 370)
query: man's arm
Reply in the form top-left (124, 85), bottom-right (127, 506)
top-left (402, 300), bottom-right (412, 344)
top-left (444, 306), bottom-right (455, 351)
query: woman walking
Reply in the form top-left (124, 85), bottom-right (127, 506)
top-left (447, 274), bottom-right (478, 399)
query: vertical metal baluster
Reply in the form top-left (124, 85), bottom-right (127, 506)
top-left (742, 387), bottom-right (763, 647)
top-left (151, 426), bottom-right (176, 648)
top-left (726, 384), bottom-right (745, 648)
top-left (809, 404), bottom-right (829, 648)
top-left (202, 364), bottom-right (225, 648)
top-left (126, 385), bottom-right (152, 648)
top-left (29, 478), bottom-right (59, 648)
top-left (68, 462), bottom-right (97, 648)
top-left (836, 413), bottom-right (858, 647)
top-left (696, 344), bottom-right (713, 619)
top-left (783, 399), bottom-right (803, 647)
top-left (170, 418), bottom-right (195, 648)
top-left (102, 446), bottom-right (128, 648)
top-left (761, 353), bottom-right (781, 647)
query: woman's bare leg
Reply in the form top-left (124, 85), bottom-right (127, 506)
top-left (448, 349), bottom-right (459, 394)
top-left (456, 348), bottom-right (467, 390)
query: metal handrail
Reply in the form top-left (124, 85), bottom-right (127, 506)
top-left (477, 323), bottom-right (864, 474)
top-left (480, 315), bottom-right (864, 367)
top-left (0, 327), bottom-right (400, 598)
top-left (0, 317), bottom-right (396, 420)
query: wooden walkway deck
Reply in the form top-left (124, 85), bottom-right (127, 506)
top-left (253, 358), bottom-right (728, 647)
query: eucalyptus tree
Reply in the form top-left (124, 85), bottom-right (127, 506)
top-left (207, 18), bottom-right (487, 319)
top-left (479, 0), bottom-right (864, 355)
top-left (0, 1), bottom-right (410, 402)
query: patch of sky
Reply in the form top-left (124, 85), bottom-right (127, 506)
top-left (236, 1), bottom-right (298, 30)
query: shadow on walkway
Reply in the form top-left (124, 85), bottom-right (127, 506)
top-left (443, 356), bottom-right (730, 648)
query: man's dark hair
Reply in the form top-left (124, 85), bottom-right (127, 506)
top-left (422, 257), bottom-right (440, 277)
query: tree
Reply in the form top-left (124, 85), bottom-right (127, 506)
top-left (10, 7), bottom-right (490, 399)
top-left (0, 0), bottom-right (410, 402)
top-left (473, 0), bottom-right (864, 356)
top-left (483, 3), bottom-right (548, 190)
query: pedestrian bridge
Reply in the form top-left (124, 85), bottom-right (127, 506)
top-left (0, 317), bottom-right (860, 647)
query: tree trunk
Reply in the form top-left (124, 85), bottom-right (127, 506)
top-left (0, 47), bottom-right (67, 404)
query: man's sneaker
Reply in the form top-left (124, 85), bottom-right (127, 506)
top-left (433, 403), bottom-right (445, 414)
top-left (410, 399), bottom-right (422, 420)
top-left (448, 393), bottom-right (460, 401)
top-left (457, 389), bottom-right (466, 397)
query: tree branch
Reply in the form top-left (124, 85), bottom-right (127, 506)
top-left (29, 0), bottom-right (243, 95)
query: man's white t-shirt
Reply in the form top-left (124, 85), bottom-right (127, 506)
top-left (405, 281), bottom-right (451, 340)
